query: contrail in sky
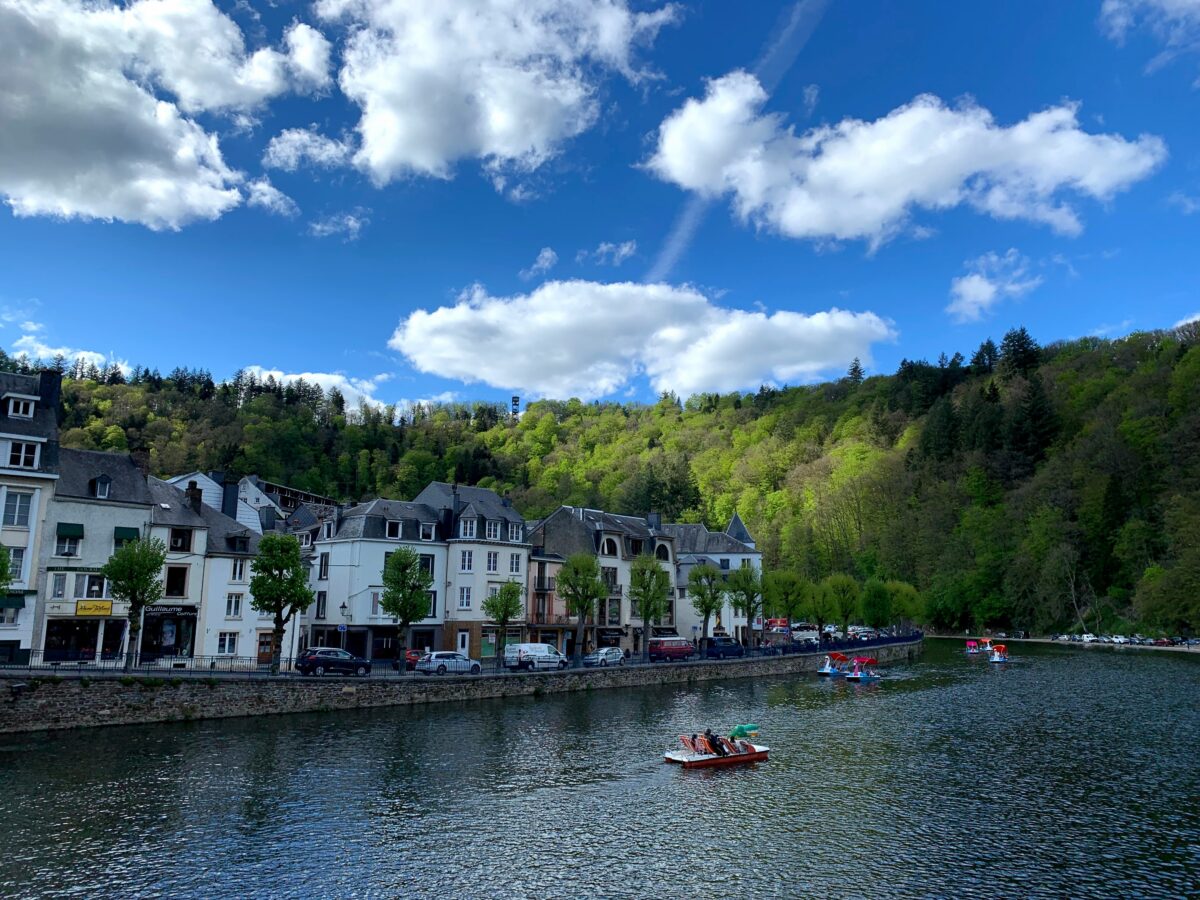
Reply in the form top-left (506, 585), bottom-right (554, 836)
top-left (644, 0), bottom-right (833, 284)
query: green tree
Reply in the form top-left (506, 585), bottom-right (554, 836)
top-left (628, 554), bottom-right (671, 663)
top-left (860, 577), bottom-right (892, 629)
top-left (998, 326), bottom-right (1040, 380)
top-left (885, 580), bottom-right (923, 627)
top-left (821, 573), bottom-right (861, 638)
top-left (763, 570), bottom-right (811, 629)
top-left (482, 581), bottom-right (525, 665)
top-left (101, 537), bottom-right (166, 672)
top-left (847, 357), bottom-right (865, 385)
top-left (380, 546), bottom-right (435, 664)
top-left (688, 564), bottom-right (726, 650)
top-left (725, 566), bottom-right (763, 648)
top-left (558, 553), bottom-right (607, 666)
top-left (249, 534), bottom-right (315, 675)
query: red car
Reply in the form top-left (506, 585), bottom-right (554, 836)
top-left (391, 648), bottom-right (424, 671)
top-left (648, 637), bottom-right (695, 662)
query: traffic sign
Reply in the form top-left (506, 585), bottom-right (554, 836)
top-left (337, 624), bottom-right (347, 633)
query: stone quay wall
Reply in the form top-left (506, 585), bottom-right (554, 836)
top-left (0, 639), bottom-right (922, 733)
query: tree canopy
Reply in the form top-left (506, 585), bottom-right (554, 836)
top-left (101, 536), bottom-right (166, 671)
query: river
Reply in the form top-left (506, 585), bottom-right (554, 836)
top-left (0, 639), bottom-right (1196, 898)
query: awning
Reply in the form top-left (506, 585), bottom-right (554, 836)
top-left (114, 527), bottom-right (141, 540)
top-left (57, 522), bottom-right (84, 538)
top-left (0, 594), bottom-right (25, 609)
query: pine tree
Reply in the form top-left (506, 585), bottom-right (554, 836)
top-left (998, 327), bottom-right (1040, 381)
top-left (847, 357), bottom-right (865, 385)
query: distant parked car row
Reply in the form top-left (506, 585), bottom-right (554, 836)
top-left (1052, 633), bottom-right (1195, 646)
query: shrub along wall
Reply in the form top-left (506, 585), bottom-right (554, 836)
top-left (0, 639), bottom-right (921, 733)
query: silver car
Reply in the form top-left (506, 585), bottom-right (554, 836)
top-left (582, 647), bottom-right (626, 667)
top-left (415, 651), bottom-right (482, 676)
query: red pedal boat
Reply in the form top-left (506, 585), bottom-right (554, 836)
top-left (664, 734), bottom-right (770, 768)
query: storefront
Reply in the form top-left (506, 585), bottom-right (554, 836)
top-left (44, 601), bottom-right (127, 661)
top-left (140, 605), bottom-right (198, 659)
top-left (0, 593), bottom-right (29, 664)
top-left (596, 627), bottom-right (626, 649)
top-left (480, 627), bottom-right (523, 658)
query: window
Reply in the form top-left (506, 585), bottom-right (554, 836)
top-left (0, 608), bottom-right (17, 626)
top-left (719, 558), bottom-right (730, 570)
top-left (601, 538), bottom-right (617, 556)
top-left (114, 527), bottom-right (139, 550)
top-left (458, 586), bottom-right (472, 610)
top-left (78, 574), bottom-right (106, 599)
top-left (217, 632), bottom-right (238, 655)
top-left (8, 441), bottom-right (36, 469)
top-left (169, 528), bottom-right (192, 552)
top-left (741, 558), bottom-right (751, 569)
top-left (419, 554), bottom-right (435, 576)
top-left (606, 598), bottom-right (620, 626)
top-left (225, 593), bottom-right (242, 618)
top-left (51, 573), bottom-right (66, 599)
top-left (8, 399), bottom-right (33, 418)
top-left (55, 535), bottom-right (80, 557)
top-left (318, 552), bottom-right (329, 579)
top-left (3, 492), bottom-right (31, 527)
top-left (508, 523), bottom-right (522, 542)
top-left (95, 478), bottom-right (110, 499)
top-left (486, 520), bottom-right (500, 540)
top-left (231, 559), bottom-right (246, 582)
top-left (459, 519), bottom-right (476, 539)
top-left (509, 553), bottom-right (521, 574)
top-left (427, 591), bottom-right (438, 618)
top-left (420, 522), bottom-right (435, 541)
top-left (300, 532), bottom-right (312, 548)
top-left (488, 584), bottom-right (500, 599)
top-left (386, 520), bottom-right (402, 540)
top-left (486, 551), bottom-right (498, 573)
top-left (5, 547), bottom-right (23, 582)
top-left (164, 566), bottom-right (188, 598)
top-left (460, 550), bottom-right (473, 572)
top-left (656, 544), bottom-right (670, 561)
top-left (315, 591), bottom-right (327, 619)
top-left (371, 591), bottom-right (381, 616)
top-left (322, 522), bottom-right (333, 539)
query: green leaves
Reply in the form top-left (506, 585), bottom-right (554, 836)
top-left (249, 533), bottom-right (313, 621)
top-left (558, 553), bottom-right (606, 618)
top-left (101, 536), bottom-right (166, 611)
top-left (628, 554), bottom-right (671, 626)
top-left (380, 546), bottom-right (435, 631)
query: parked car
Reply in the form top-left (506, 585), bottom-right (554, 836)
top-left (1153, 637), bottom-right (1172, 646)
top-left (1082, 633), bottom-right (1098, 643)
top-left (648, 637), bottom-right (694, 662)
top-left (503, 642), bottom-right (569, 671)
top-left (296, 648), bottom-right (372, 677)
top-left (1112, 635), bottom-right (1130, 644)
top-left (705, 636), bottom-right (745, 659)
top-left (415, 651), bottom-right (482, 676)
top-left (583, 647), bottom-right (625, 668)
top-left (391, 648), bottom-right (424, 671)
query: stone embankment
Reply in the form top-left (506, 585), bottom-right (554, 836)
top-left (0, 638), bottom-right (921, 733)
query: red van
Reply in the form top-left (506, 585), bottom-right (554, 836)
top-left (648, 637), bottom-right (695, 662)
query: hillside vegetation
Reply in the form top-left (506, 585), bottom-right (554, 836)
top-left (20, 321), bottom-right (1200, 636)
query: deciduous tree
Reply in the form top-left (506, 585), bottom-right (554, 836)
top-left (482, 581), bottom-right (524, 664)
top-left (558, 553), bottom-right (607, 666)
top-left (688, 564), bottom-right (726, 650)
top-left (380, 546), bottom-right (435, 663)
top-left (628, 554), bottom-right (671, 662)
top-left (250, 534), bottom-right (314, 675)
top-left (101, 537), bottom-right (166, 672)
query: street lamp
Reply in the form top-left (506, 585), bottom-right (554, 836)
top-left (339, 601), bottom-right (349, 650)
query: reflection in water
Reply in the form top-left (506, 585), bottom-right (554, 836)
top-left (0, 641), bottom-right (1197, 898)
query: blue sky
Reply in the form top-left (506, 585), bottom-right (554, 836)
top-left (1, 0), bottom-right (1198, 407)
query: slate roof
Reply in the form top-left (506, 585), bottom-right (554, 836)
top-left (415, 481), bottom-right (524, 524)
top-left (659, 523), bottom-right (759, 556)
top-left (148, 478), bottom-right (259, 555)
top-left (0, 372), bottom-right (59, 442)
top-left (55, 449), bottom-right (152, 505)
top-left (726, 511), bottom-right (755, 546)
top-left (334, 499), bottom-right (443, 541)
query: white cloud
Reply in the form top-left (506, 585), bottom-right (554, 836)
top-left (9, 320), bottom-right (127, 371)
top-left (519, 247), bottom-right (559, 280)
top-left (390, 280), bottom-right (895, 400)
top-left (946, 249), bottom-right (1043, 323)
top-left (0, 1), bottom-right (332, 229)
top-left (309, 208), bottom-right (370, 240)
top-left (313, 0), bottom-right (679, 187)
top-left (578, 239), bottom-right (638, 266)
top-left (245, 366), bottom-right (392, 408)
top-left (802, 83), bottom-right (819, 116)
top-left (284, 22), bottom-right (334, 92)
top-left (246, 178), bottom-right (299, 217)
top-left (1101, 1), bottom-right (1200, 80)
top-left (646, 71), bottom-right (1167, 249)
top-left (1168, 190), bottom-right (1200, 214)
top-left (1174, 311), bottom-right (1200, 328)
top-left (262, 127), bottom-right (353, 171)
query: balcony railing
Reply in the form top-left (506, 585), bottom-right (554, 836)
top-left (602, 579), bottom-right (622, 597)
top-left (533, 577), bottom-right (556, 592)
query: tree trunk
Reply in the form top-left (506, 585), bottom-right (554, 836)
top-left (271, 612), bottom-right (285, 676)
top-left (701, 613), bottom-right (710, 656)
top-left (124, 606), bottom-right (141, 673)
top-left (574, 615), bottom-right (587, 667)
top-left (496, 617), bottom-right (507, 673)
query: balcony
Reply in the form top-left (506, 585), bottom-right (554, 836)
top-left (602, 578), bottom-right (622, 597)
top-left (533, 577), bottom-right (556, 592)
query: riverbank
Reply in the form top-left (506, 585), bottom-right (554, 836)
top-left (0, 637), bottom-right (922, 733)
top-left (940, 635), bottom-right (1199, 654)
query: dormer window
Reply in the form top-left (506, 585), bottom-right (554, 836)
top-left (420, 523), bottom-right (434, 541)
top-left (386, 520), bottom-right (402, 540)
top-left (509, 523), bottom-right (522, 542)
top-left (300, 532), bottom-right (312, 548)
top-left (601, 537), bottom-right (618, 556)
top-left (322, 522), bottom-right (333, 540)
top-left (8, 399), bottom-right (33, 418)
top-left (8, 442), bottom-right (37, 469)
top-left (486, 520), bottom-right (500, 540)
top-left (460, 519), bottom-right (476, 539)
top-left (93, 475), bottom-right (112, 499)
top-left (169, 528), bottom-right (192, 552)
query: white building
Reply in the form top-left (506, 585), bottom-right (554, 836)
top-left (166, 471), bottom-right (265, 533)
top-left (0, 371), bottom-right (62, 664)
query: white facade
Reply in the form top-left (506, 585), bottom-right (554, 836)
top-left (196, 552), bottom-right (299, 663)
top-left (167, 472), bottom-right (264, 533)
top-left (0, 474), bottom-right (52, 659)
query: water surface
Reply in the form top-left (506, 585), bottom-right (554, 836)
top-left (1, 640), bottom-right (1196, 898)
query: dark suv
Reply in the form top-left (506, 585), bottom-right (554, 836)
top-left (296, 648), bottom-right (372, 677)
top-left (705, 636), bottom-right (745, 659)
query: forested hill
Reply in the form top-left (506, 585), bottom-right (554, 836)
top-left (28, 322), bottom-right (1200, 635)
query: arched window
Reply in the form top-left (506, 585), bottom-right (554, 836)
top-left (655, 544), bottom-right (670, 561)
top-left (601, 538), bottom-right (617, 556)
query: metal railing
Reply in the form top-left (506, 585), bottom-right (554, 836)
top-left (533, 577), bottom-right (556, 592)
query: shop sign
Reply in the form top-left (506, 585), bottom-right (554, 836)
top-left (76, 600), bottom-right (113, 616)
top-left (144, 606), bottom-right (198, 618)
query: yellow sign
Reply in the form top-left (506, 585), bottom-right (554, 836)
top-left (76, 600), bottom-right (113, 616)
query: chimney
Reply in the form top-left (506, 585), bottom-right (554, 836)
top-left (130, 449), bottom-right (151, 477)
top-left (647, 511), bottom-right (662, 530)
top-left (259, 506), bottom-right (276, 531)
top-left (221, 476), bottom-right (239, 520)
top-left (185, 480), bottom-right (204, 514)
top-left (39, 369), bottom-right (63, 423)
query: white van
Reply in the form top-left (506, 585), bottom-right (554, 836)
top-left (504, 642), bottom-right (569, 671)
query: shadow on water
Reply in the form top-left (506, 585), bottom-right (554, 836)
top-left (0, 639), bottom-right (1197, 898)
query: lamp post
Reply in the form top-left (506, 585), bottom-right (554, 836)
top-left (339, 601), bottom-right (348, 650)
